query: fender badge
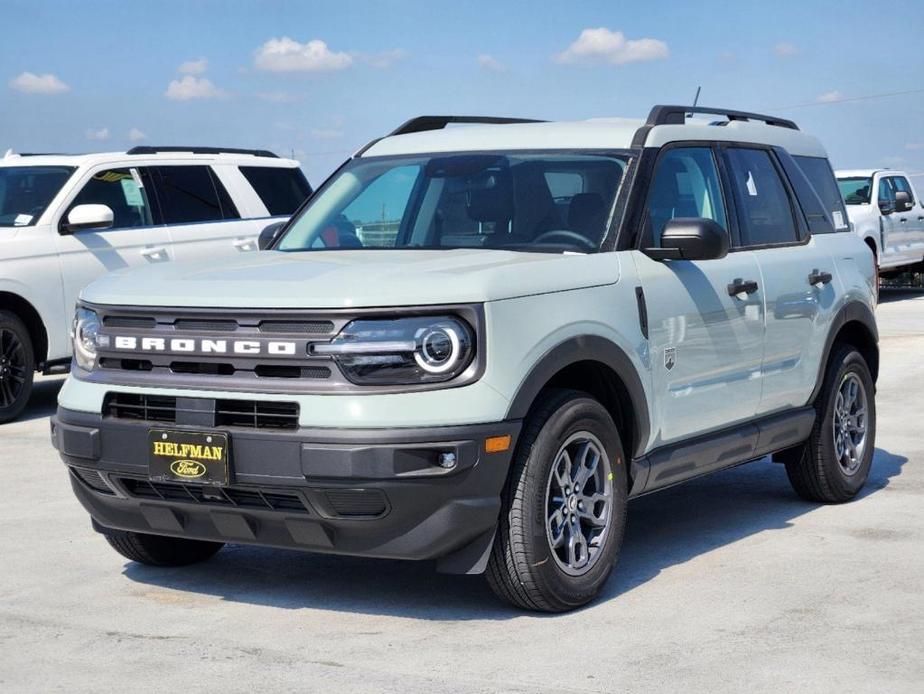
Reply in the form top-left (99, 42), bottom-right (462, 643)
top-left (664, 347), bottom-right (676, 371)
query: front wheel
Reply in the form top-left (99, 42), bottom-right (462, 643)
top-left (486, 389), bottom-right (628, 612)
top-left (785, 345), bottom-right (876, 503)
top-left (0, 310), bottom-right (35, 424)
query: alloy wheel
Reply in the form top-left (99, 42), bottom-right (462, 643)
top-left (832, 372), bottom-right (869, 476)
top-left (0, 328), bottom-right (27, 409)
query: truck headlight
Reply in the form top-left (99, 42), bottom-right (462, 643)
top-left (312, 316), bottom-right (474, 385)
top-left (72, 307), bottom-right (102, 371)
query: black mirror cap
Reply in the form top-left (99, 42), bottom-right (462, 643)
top-left (258, 221), bottom-right (287, 250)
top-left (643, 217), bottom-right (730, 261)
top-left (894, 191), bottom-right (913, 212)
top-left (878, 200), bottom-right (894, 215)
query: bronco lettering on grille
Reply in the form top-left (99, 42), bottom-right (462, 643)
top-left (112, 335), bottom-right (298, 356)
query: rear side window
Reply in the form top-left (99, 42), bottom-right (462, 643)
top-left (724, 148), bottom-right (799, 246)
top-left (150, 166), bottom-right (239, 224)
top-left (793, 156), bottom-right (849, 231)
top-left (239, 166), bottom-right (312, 216)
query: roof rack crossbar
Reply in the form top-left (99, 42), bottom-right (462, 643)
top-left (645, 105), bottom-right (799, 131)
top-left (389, 115), bottom-right (546, 137)
top-left (126, 146), bottom-right (279, 158)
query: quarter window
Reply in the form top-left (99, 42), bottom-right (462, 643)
top-left (151, 166), bottom-right (239, 225)
top-left (725, 148), bottom-right (798, 246)
top-left (239, 166), bottom-right (312, 216)
top-left (793, 156), bottom-right (849, 231)
top-left (66, 168), bottom-right (153, 229)
top-left (645, 147), bottom-right (727, 246)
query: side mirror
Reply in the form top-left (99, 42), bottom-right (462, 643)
top-left (643, 218), bottom-right (729, 261)
top-left (61, 204), bottom-right (114, 234)
top-left (894, 191), bottom-right (913, 213)
top-left (258, 221), bottom-right (286, 250)
top-left (878, 198), bottom-right (895, 215)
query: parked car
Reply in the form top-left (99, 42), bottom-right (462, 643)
top-left (836, 169), bottom-right (924, 282)
top-left (0, 146), bottom-right (311, 421)
top-left (53, 107), bottom-right (878, 611)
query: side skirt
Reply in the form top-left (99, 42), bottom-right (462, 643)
top-left (629, 407), bottom-right (815, 497)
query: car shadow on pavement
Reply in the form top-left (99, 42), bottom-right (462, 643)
top-left (14, 377), bottom-right (64, 423)
top-left (122, 448), bottom-right (907, 620)
top-left (879, 287), bottom-right (924, 304)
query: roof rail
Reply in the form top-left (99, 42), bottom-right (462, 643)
top-left (126, 146), bottom-right (279, 158)
top-left (388, 115), bottom-right (545, 137)
top-left (644, 105), bottom-right (799, 130)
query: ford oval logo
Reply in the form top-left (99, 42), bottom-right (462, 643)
top-left (170, 459), bottom-right (207, 479)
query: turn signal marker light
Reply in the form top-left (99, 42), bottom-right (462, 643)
top-left (484, 435), bottom-right (512, 453)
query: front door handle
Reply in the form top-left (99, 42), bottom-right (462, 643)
top-left (233, 237), bottom-right (256, 251)
top-left (141, 246), bottom-right (168, 261)
top-left (899, 217), bottom-right (908, 223)
top-left (808, 269), bottom-right (833, 286)
top-left (727, 278), bottom-right (759, 297)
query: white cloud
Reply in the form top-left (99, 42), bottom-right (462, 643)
top-left (365, 49), bottom-right (408, 69)
top-left (9, 71), bottom-right (70, 94)
top-left (254, 37), bottom-right (353, 72)
top-left (165, 75), bottom-right (225, 100)
top-left (554, 28), bottom-right (669, 66)
top-left (86, 127), bottom-right (110, 141)
top-left (816, 90), bottom-right (843, 103)
top-left (477, 54), bottom-right (505, 72)
top-left (128, 127), bottom-right (146, 142)
top-left (177, 58), bottom-right (208, 75)
top-left (774, 42), bottom-right (799, 57)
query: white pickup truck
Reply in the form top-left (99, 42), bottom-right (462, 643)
top-left (836, 169), bottom-right (924, 278)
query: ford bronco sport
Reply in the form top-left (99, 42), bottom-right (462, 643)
top-left (53, 107), bottom-right (878, 612)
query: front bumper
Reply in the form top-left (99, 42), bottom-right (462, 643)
top-left (53, 406), bottom-right (520, 573)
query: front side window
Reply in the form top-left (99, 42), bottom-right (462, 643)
top-left (889, 176), bottom-right (916, 205)
top-left (0, 166), bottom-right (74, 227)
top-left (277, 152), bottom-right (630, 253)
top-left (725, 148), bottom-right (798, 246)
top-left (239, 166), bottom-right (312, 216)
top-left (645, 147), bottom-right (727, 246)
top-left (151, 166), bottom-right (239, 225)
top-left (837, 176), bottom-right (873, 205)
top-left (66, 168), bottom-right (153, 229)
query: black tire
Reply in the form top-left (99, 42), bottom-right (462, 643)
top-left (0, 310), bottom-right (35, 424)
top-left (486, 389), bottom-right (628, 612)
top-left (785, 345), bottom-right (876, 503)
top-left (103, 529), bottom-right (224, 567)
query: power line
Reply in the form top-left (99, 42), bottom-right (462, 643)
top-left (770, 87), bottom-right (924, 111)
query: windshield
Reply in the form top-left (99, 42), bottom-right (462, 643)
top-left (277, 151), bottom-right (632, 253)
top-left (0, 166), bottom-right (75, 227)
top-left (837, 176), bottom-right (872, 205)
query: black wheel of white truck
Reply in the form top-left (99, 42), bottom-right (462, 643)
top-left (104, 529), bottom-right (224, 567)
top-left (785, 345), bottom-right (876, 503)
top-left (0, 311), bottom-right (35, 424)
top-left (486, 389), bottom-right (628, 612)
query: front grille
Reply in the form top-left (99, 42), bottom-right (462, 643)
top-left (105, 393), bottom-right (177, 423)
top-left (119, 477), bottom-right (310, 514)
top-left (173, 319), bottom-right (237, 332)
top-left (103, 315), bottom-right (156, 329)
top-left (104, 393), bottom-right (300, 429)
top-left (324, 489), bottom-right (388, 517)
top-left (259, 320), bottom-right (335, 335)
top-left (70, 467), bottom-right (115, 495)
top-left (216, 399), bottom-right (300, 429)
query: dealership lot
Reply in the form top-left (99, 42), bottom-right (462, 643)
top-left (1, 290), bottom-right (922, 693)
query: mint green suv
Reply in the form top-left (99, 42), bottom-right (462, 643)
top-left (53, 106), bottom-right (879, 611)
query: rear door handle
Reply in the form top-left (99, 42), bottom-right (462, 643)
top-left (899, 217), bottom-right (908, 223)
top-left (808, 269), bottom-right (833, 286)
top-left (141, 246), bottom-right (168, 261)
top-left (917, 216), bottom-right (924, 221)
top-left (727, 278), bottom-right (759, 297)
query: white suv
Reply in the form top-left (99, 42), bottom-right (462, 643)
top-left (0, 146), bottom-right (311, 421)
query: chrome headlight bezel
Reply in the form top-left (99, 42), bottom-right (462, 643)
top-left (72, 306), bottom-right (102, 371)
top-left (312, 315), bottom-right (477, 386)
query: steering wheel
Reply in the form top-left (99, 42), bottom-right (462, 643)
top-left (531, 229), bottom-right (597, 251)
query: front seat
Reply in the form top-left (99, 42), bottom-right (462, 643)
top-left (567, 192), bottom-right (607, 242)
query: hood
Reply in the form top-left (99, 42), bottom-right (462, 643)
top-left (81, 248), bottom-right (620, 309)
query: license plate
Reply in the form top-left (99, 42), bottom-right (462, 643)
top-left (148, 429), bottom-right (230, 486)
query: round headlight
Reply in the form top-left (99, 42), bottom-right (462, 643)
top-left (72, 307), bottom-right (101, 371)
top-left (415, 324), bottom-right (462, 374)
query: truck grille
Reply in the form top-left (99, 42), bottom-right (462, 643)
top-left (119, 477), bottom-right (310, 514)
top-left (104, 393), bottom-right (300, 430)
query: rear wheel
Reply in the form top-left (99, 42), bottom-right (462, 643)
top-left (785, 345), bottom-right (876, 503)
top-left (486, 389), bottom-right (628, 612)
top-left (0, 311), bottom-right (35, 424)
top-left (103, 529), bottom-right (224, 567)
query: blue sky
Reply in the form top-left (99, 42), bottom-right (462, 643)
top-left (2, 0), bottom-right (923, 185)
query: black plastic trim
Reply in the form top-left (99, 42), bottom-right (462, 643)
top-left (126, 146), bottom-right (278, 158)
top-left (388, 116), bottom-right (545, 137)
top-left (806, 301), bottom-right (879, 404)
